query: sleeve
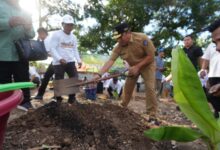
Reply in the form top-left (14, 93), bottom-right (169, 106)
top-left (50, 32), bottom-right (62, 61)
top-left (109, 46), bottom-right (120, 61)
top-left (202, 44), bottom-right (213, 61)
top-left (44, 36), bottom-right (51, 52)
top-left (0, 8), bottom-right (35, 39)
top-left (10, 14), bottom-right (35, 40)
top-left (195, 47), bottom-right (203, 57)
top-left (142, 35), bottom-right (156, 56)
top-left (72, 36), bottom-right (81, 63)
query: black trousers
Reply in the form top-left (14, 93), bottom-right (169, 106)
top-left (54, 62), bottom-right (78, 101)
top-left (96, 81), bottom-right (103, 94)
top-left (136, 83), bottom-right (140, 92)
top-left (207, 77), bottom-right (220, 112)
top-left (0, 61), bottom-right (30, 104)
top-left (37, 63), bottom-right (54, 96)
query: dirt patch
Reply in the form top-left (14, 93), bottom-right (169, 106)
top-left (3, 102), bottom-right (174, 150)
top-left (3, 88), bottom-right (208, 150)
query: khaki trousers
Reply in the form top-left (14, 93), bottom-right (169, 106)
top-left (121, 65), bottom-right (157, 117)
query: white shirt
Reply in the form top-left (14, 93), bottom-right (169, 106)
top-left (108, 79), bottom-right (123, 94)
top-left (44, 35), bottom-right (51, 52)
top-left (50, 30), bottom-right (81, 65)
top-left (202, 43), bottom-right (220, 77)
top-left (29, 66), bottom-right (40, 79)
top-left (137, 75), bottom-right (143, 83)
top-left (102, 72), bottom-right (110, 88)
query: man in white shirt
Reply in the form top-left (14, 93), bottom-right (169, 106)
top-left (201, 19), bottom-right (220, 118)
top-left (29, 63), bottom-right (41, 87)
top-left (102, 72), bottom-right (110, 90)
top-left (50, 14), bottom-right (82, 104)
top-left (107, 77), bottom-right (123, 99)
top-left (34, 28), bottom-right (55, 100)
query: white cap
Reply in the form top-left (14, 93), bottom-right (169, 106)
top-left (62, 14), bottom-right (74, 24)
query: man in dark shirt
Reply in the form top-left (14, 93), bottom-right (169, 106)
top-left (183, 35), bottom-right (203, 70)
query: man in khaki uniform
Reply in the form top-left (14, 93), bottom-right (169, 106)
top-left (95, 22), bottom-right (157, 118)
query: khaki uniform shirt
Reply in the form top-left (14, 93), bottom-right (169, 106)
top-left (110, 32), bottom-right (156, 67)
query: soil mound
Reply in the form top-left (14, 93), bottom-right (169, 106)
top-left (3, 102), bottom-right (172, 150)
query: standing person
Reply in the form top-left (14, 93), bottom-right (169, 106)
top-left (37, 27), bottom-right (48, 42)
top-left (200, 41), bottom-right (220, 118)
top-left (155, 48), bottom-right (166, 97)
top-left (94, 22), bottom-right (157, 119)
top-left (0, 0), bottom-right (35, 110)
top-left (183, 35), bottom-right (203, 70)
top-left (50, 14), bottom-right (82, 104)
top-left (34, 27), bottom-right (55, 100)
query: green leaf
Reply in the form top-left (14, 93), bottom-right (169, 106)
top-left (144, 126), bottom-right (204, 142)
top-left (0, 82), bottom-right (35, 92)
top-left (171, 48), bottom-right (220, 142)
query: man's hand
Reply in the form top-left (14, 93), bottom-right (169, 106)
top-left (78, 62), bottom-right (82, 68)
top-left (92, 74), bottom-right (101, 82)
top-left (209, 84), bottom-right (220, 97)
top-left (128, 65), bottom-right (140, 76)
top-left (159, 67), bottom-right (166, 72)
top-left (199, 70), bottom-right (207, 78)
top-left (9, 16), bottom-right (25, 27)
top-left (59, 59), bottom-right (66, 65)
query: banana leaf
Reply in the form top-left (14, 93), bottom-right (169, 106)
top-left (171, 48), bottom-right (220, 142)
top-left (144, 126), bottom-right (204, 142)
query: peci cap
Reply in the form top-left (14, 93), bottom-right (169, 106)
top-left (112, 22), bottom-right (130, 39)
top-left (62, 14), bottom-right (74, 24)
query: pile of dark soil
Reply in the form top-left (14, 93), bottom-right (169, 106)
top-left (3, 102), bottom-right (173, 150)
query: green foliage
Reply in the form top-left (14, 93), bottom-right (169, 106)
top-left (40, 0), bottom-right (83, 27)
top-left (82, 54), bottom-right (124, 67)
top-left (172, 49), bottom-right (220, 139)
top-left (40, 0), bottom-right (220, 55)
top-left (144, 48), bottom-right (220, 150)
top-left (82, 0), bottom-right (220, 55)
top-left (144, 126), bottom-right (204, 142)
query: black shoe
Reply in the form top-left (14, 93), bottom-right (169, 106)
top-left (17, 102), bottom-right (33, 111)
top-left (34, 95), bottom-right (43, 100)
top-left (214, 111), bottom-right (219, 119)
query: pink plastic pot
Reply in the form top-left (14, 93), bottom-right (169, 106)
top-left (0, 90), bottom-right (23, 149)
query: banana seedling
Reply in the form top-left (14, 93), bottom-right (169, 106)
top-left (144, 48), bottom-right (220, 150)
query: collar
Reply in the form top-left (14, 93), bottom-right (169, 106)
top-left (184, 45), bottom-right (194, 50)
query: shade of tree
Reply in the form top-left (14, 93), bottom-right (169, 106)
top-left (40, 0), bottom-right (220, 56)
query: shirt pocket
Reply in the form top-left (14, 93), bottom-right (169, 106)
top-left (120, 51), bottom-right (129, 60)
